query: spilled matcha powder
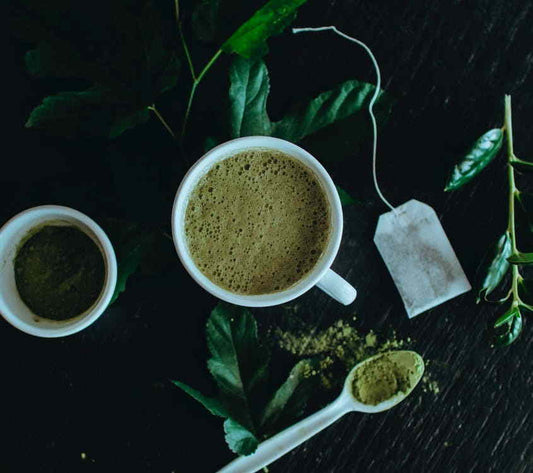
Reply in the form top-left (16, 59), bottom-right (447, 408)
top-left (273, 315), bottom-right (439, 394)
top-left (351, 352), bottom-right (420, 405)
top-left (15, 225), bottom-right (105, 320)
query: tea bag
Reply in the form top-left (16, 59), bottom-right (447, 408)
top-left (293, 26), bottom-right (471, 317)
top-left (374, 200), bottom-right (471, 317)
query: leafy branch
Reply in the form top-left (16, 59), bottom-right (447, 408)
top-left (176, 0), bottom-right (309, 139)
top-left (445, 95), bottom-right (532, 346)
top-left (17, 0), bottom-right (310, 140)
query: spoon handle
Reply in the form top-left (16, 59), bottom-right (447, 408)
top-left (216, 396), bottom-right (351, 473)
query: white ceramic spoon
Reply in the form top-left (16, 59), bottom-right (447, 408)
top-left (216, 350), bottom-right (425, 473)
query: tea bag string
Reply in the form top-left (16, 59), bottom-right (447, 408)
top-left (292, 26), bottom-right (396, 213)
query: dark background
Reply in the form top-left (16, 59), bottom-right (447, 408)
top-left (3, 0), bottom-right (533, 472)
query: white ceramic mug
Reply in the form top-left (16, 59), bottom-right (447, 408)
top-left (0, 205), bottom-right (117, 337)
top-left (171, 136), bottom-right (357, 307)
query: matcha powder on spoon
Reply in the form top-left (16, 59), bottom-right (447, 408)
top-left (352, 351), bottom-right (420, 405)
top-left (15, 225), bottom-right (105, 320)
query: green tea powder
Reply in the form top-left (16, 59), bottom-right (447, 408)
top-left (351, 352), bottom-right (415, 405)
top-left (15, 225), bottom-right (105, 320)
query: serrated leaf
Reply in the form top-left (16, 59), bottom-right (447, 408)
top-left (336, 186), bottom-right (357, 206)
top-left (229, 57), bottom-right (271, 137)
top-left (508, 252), bottom-right (533, 265)
top-left (260, 359), bottom-right (316, 436)
top-left (170, 380), bottom-right (228, 417)
top-left (445, 128), bottom-right (504, 191)
top-left (510, 157), bottom-right (533, 173)
top-left (229, 57), bottom-right (390, 145)
top-left (206, 303), bottom-right (270, 432)
top-left (224, 418), bottom-right (259, 455)
top-left (222, 0), bottom-right (308, 58)
top-left (25, 87), bottom-right (107, 132)
top-left (493, 308), bottom-right (523, 346)
top-left (477, 232), bottom-right (511, 302)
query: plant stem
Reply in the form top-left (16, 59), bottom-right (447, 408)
top-left (179, 24), bottom-right (196, 81)
top-left (181, 50), bottom-right (223, 139)
top-left (197, 49), bottom-right (222, 83)
top-left (504, 95), bottom-right (520, 305)
top-left (148, 105), bottom-right (176, 139)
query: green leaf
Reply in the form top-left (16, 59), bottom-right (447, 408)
top-left (229, 57), bottom-right (390, 145)
top-left (222, 0), bottom-right (309, 58)
top-left (100, 219), bottom-right (147, 304)
top-left (109, 108), bottom-right (151, 139)
top-left (271, 80), bottom-right (383, 143)
top-left (445, 128), bottom-right (504, 191)
top-left (510, 157), bottom-right (533, 173)
top-left (493, 307), bottom-right (523, 346)
top-left (260, 359), bottom-right (316, 436)
top-left (224, 418), bottom-right (259, 455)
top-left (336, 186), bottom-right (357, 206)
top-left (25, 87), bottom-right (107, 133)
top-left (477, 232), bottom-right (511, 302)
top-left (206, 303), bottom-right (270, 432)
top-left (170, 380), bottom-right (229, 417)
top-left (229, 57), bottom-right (271, 137)
top-left (508, 252), bottom-right (533, 265)
top-left (494, 305), bottom-right (520, 328)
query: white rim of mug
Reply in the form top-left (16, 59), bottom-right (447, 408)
top-left (171, 136), bottom-right (343, 307)
top-left (0, 205), bottom-right (118, 337)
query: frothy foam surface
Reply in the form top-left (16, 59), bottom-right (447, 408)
top-left (185, 149), bottom-right (331, 295)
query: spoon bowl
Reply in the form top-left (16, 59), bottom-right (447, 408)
top-left (342, 350), bottom-right (425, 413)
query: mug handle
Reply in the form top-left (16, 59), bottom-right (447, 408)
top-left (316, 269), bottom-right (357, 305)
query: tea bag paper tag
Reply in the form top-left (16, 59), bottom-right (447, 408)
top-left (374, 200), bottom-right (471, 318)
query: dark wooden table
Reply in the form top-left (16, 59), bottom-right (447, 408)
top-left (3, 1), bottom-right (532, 472)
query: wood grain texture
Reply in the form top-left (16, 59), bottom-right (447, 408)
top-left (2, 0), bottom-right (532, 472)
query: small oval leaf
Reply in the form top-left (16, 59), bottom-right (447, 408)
top-left (508, 252), bottom-right (533, 265)
top-left (493, 309), bottom-right (523, 347)
top-left (445, 128), bottom-right (503, 191)
top-left (477, 232), bottom-right (511, 302)
top-left (494, 305), bottom-right (519, 328)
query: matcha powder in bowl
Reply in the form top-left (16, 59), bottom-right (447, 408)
top-left (14, 225), bottom-right (105, 320)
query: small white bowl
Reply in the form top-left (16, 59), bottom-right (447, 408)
top-left (0, 205), bottom-right (117, 337)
